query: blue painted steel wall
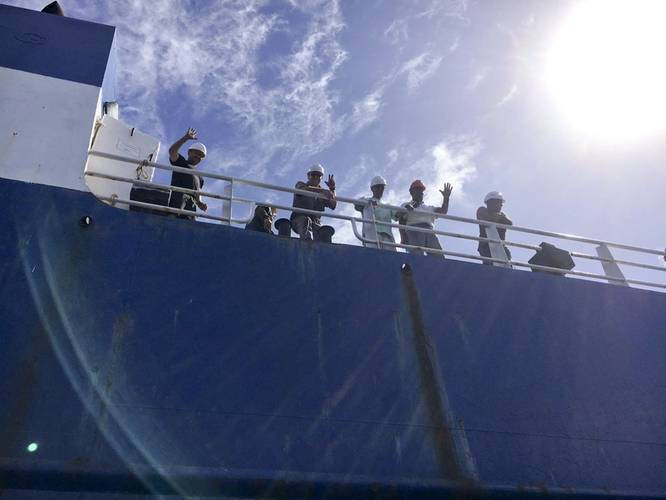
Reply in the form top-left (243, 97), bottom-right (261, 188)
top-left (0, 4), bottom-right (115, 87)
top-left (0, 179), bottom-right (664, 498)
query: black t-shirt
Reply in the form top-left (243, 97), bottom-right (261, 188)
top-left (170, 154), bottom-right (204, 191)
top-left (291, 181), bottom-right (332, 222)
top-left (477, 206), bottom-right (507, 252)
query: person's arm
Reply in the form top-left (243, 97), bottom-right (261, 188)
top-left (497, 212), bottom-right (512, 225)
top-left (194, 195), bottom-right (207, 211)
top-left (169, 127), bottom-right (197, 163)
top-left (354, 198), bottom-right (366, 212)
top-left (324, 174), bottom-right (337, 210)
top-left (435, 183), bottom-right (453, 214)
top-left (393, 204), bottom-right (409, 244)
top-left (478, 206), bottom-right (511, 225)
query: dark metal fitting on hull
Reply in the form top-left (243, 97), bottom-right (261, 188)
top-left (79, 215), bottom-right (93, 227)
top-left (319, 225), bottom-right (335, 244)
top-left (275, 218), bottom-right (292, 237)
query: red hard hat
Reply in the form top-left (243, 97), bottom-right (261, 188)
top-left (409, 179), bottom-right (426, 190)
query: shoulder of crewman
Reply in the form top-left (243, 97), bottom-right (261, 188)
top-left (170, 153), bottom-right (187, 167)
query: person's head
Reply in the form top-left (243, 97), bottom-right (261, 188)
top-left (370, 175), bottom-right (387, 199)
top-left (484, 191), bottom-right (505, 213)
top-left (256, 205), bottom-right (271, 219)
top-left (307, 164), bottom-right (325, 186)
top-left (187, 143), bottom-right (207, 166)
top-left (409, 179), bottom-right (426, 203)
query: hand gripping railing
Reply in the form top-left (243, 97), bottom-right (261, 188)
top-left (85, 151), bottom-right (666, 291)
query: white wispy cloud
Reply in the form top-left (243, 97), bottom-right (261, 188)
top-left (384, 18), bottom-right (409, 46)
top-left (496, 84), bottom-right (518, 107)
top-left (345, 154), bottom-right (376, 193)
top-left (467, 68), bottom-right (489, 91)
top-left (349, 88), bottom-right (384, 133)
top-left (42, 0), bottom-right (349, 180)
top-left (347, 47), bottom-right (445, 132)
top-left (415, 0), bottom-right (470, 22)
top-left (386, 149), bottom-right (399, 166)
top-left (400, 52), bottom-right (444, 94)
top-left (387, 136), bottom-right (481, 208)
top-left (384, 0), bottom-right (470, 46)
top-left (448, 36), bottom-right (460, 52)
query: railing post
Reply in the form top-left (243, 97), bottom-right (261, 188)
top-left (486, 224), bottom-right (511, 268)
top-left (221, 181), bottom-right (232, 225)
top-left (596, 243), bottom-right (629, 286)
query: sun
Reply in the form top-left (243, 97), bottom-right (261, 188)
top-left (545, 0), bottom-right (666, 143)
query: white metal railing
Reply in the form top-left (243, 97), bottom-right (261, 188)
top-left (85, 151), bottom-right (666, 291)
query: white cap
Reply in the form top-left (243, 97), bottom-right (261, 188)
top-left (370, 175), bottom-right (387, 187)
top-left (308, 163), bottom-right (325, 175)
top-left (188, 142), bottom-right (207, 157)
top-left (484, 191), bottom-right (504, 203)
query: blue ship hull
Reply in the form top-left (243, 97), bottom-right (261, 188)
top-left (1, 178), bottom-right (665, 498)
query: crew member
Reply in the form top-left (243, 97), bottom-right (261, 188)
top-left (476, 191), bottom-right (512, 264)
top-left (396, 180), bottom-right (452, 256)
top-left (245, 205), bottom-right (274, 234)
top-left (168, 127), bottom-right (208, 220)
top-left (354, 175), bottom-right (396, 250)
top-left (290, 164), bottom-right (336, 241)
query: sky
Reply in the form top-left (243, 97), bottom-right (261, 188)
top-left (11, 0), bottom-right (666, 286)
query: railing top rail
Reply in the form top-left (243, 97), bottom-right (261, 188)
top-left (87, 150), bottom-right (666, 259)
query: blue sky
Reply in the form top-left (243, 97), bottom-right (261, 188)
top-left (12, 0), bottom-right (666, 284)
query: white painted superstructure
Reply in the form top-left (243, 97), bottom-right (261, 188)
top-left (0, 66), bottom-right (100, 192)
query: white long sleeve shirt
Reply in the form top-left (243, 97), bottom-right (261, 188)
top-left (357, 196), bottom-right (396, 239)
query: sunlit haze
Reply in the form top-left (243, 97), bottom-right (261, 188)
top-left (546, 0), bottom-right (666, 143)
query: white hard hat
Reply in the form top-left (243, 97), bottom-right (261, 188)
top-left (370, 175), bottom-right (387, 187)
top-left (484, 191), bottom-right (504, 203)
top-left (308, 163), bottom-right (325, 175)
top-left (188, 142), bottom-right (207, 157)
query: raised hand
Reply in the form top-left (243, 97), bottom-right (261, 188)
top-left (324, 174), bottom-right (336, 191)
top-left (185, 127), bottom-right (198, 140)
top-left (439, 182), bottom-right (453, 198)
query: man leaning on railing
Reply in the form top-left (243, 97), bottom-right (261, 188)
top-left (476, 191), bottom-right (512, 264)
top-left (395, 180), bottom-right (453, 256)
top-left (354, 175), bottom-right (397, 250)
top-left (167, 127), bottom-right (208, 220)
top-left (290, 164), bottom-right (336, 241)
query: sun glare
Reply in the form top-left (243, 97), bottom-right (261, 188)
top-left (545, 0), bottom-right (666, 143)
